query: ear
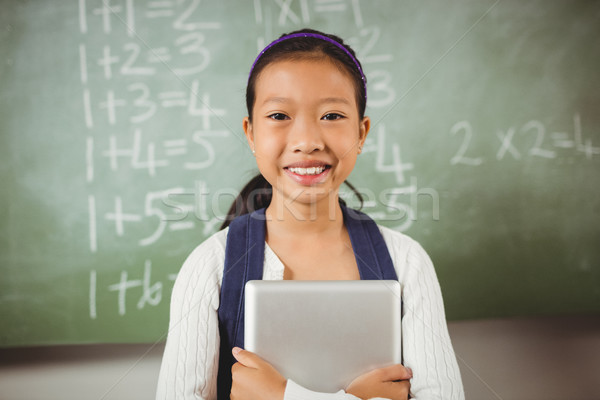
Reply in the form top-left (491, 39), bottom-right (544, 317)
top-left (243, 116), bottom-right (255, 153)
top-left (358, 116), bottom-right (370, 152)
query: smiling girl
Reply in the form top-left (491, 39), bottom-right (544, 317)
top-left (156, 29), bottom-right (464, 400)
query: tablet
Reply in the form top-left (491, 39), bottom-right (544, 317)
top-left (244, 280), bottom-right (401, 393)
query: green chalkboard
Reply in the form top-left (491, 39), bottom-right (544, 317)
top-left (1, 0), bottom-right (599, 347)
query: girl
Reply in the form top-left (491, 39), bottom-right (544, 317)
top-left (156, 29), bottom-right (464, 400)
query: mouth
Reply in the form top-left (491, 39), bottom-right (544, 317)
top-left (283, 162), bottom-right (332, 185)
top-left (285, 165), bottom-right (331, 176)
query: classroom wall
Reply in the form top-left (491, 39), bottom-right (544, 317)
top-left (1, 315), bottom-right (599, 400)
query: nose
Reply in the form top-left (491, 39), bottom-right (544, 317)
top-left (289, 117), bottom-right (325, 153)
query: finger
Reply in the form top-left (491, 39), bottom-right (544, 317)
top-left (232, 347), bottom-right (262, 369)
top-left (374, 364), bottom-right (413, 382)
top-left (231, 361), bottom-right (242, 374)
top-left (390, 380), bottom-right (411, 396)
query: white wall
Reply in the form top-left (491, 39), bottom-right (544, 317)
top-left (1, 315), bottom-right (599, 400)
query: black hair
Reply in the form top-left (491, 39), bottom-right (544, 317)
top-left (246, 28), bottom-right (367, 122)
top-left (220, 28), bottom-right (366, 229)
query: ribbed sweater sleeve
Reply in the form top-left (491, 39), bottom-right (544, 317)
top-left (156, 230), bottom-right (226, 400)
top-left (380, 226), bottom-right (464, 400)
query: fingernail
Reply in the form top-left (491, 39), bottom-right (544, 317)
top-left (407, 367), bottom-right (413, 378)
top-left (232, 347), bottom-right (241, 356)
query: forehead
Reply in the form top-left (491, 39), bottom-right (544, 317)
top-left (254, 58), bottom-right (357, 104)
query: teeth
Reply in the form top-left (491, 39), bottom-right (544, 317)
top-left (288, 166), bottom-right (326, 175)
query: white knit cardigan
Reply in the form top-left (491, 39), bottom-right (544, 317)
top-left (156, 225), bottom-right (464, 400)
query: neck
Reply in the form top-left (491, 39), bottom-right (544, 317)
top-left (265, 191), bottom-right (345, 237)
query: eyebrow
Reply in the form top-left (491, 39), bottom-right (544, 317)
top-left (262, 97), bottom-right (289, 105)
top-left (319, 97), bottom-right (351, 105)
top-left (262, 96), bottom-right (351, 105)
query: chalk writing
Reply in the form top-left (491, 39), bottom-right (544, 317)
top-left (450, 121), bottom-right (484, 166)
top-left (90, 262), bottom-right (177, 318)
top-left (104, 196), bottom-right (142, 236)
top-left (79, 0), bottom-right (227, 298)
top-left (361, 124), bottom-right (419, 231)
top-left (450, 114), bottom-right (597, 165)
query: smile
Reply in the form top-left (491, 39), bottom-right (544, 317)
top-left (283, 164), bottom-right (331, 185)
top-left (287, 166), bottom-right (328, 175)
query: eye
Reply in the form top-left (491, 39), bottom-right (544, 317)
top-left (268, 113), bottom-right (289, 121)
top-left (321, 113), bottom-right (345, 121)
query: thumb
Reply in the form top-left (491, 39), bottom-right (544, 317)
top-left (232, 347), bottom-right (261, 369)
top-left (374, 364), bottom-right (413, 382)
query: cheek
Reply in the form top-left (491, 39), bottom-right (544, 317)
top-left (253, 124), bottom-right (282, 149)
top-left (338, 137), bottom-right (360, 167)
top-left (335, 133), bottom-right (361, 158)
top-left (332, 148), bottom-right (358, 177)
top-left (341, 154), bottom-right (358, 172)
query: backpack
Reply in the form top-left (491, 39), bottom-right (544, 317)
top-left (216, 205), bottom-right (398, 399)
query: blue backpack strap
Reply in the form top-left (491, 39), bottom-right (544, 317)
top-left (341, 204), bottom-right (398, 281)
top-left (217, 208), bottom-right (266, 400)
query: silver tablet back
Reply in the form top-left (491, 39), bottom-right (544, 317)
top-left (244, 280), bottom-right (401, 393)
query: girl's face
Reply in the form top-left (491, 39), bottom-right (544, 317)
top-left (243, 58), bottom-right (369, 208)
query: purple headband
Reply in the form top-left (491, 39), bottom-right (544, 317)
top-left (248, 32), bottom-right (367, 102)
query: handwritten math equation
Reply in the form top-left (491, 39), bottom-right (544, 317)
top-left (78, 0), bottom-right (229, 257)
top-left (78, 0), bottom-right (230, 319)
top-left (449, 114), bottom-right (599, 166)
top-left (89, 261), bottom-right (176, 319)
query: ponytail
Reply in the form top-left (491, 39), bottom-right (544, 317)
top-left (219, 174), bottom-right (364, 229)
top-left (220, 173), bottom-right (272, 230)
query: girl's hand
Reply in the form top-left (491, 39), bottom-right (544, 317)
top-left (346, 364), bottom-right (412, 400)
top-left (230, 347), bottom-right (287, 400)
